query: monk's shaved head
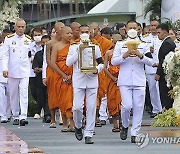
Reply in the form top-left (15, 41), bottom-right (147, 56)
top-left (61, 26), bottom-right (72, 34)
top-left (89, 22), bottom-right (100, 37)
top-left (70, 22), bottom-right (81, 40)
top-left (89, 22), bottom-right (99, 28)
top-left (54, 22), bottom-right (65, 31)
top-left (70, 22), bottom-right (81, 29)
top-left (61, 26), bottom-right (72, 42)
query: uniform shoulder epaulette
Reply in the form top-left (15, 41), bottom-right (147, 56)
top-left (25, 34), bottom-right (32, 40)
top-left (142, 34), bottom-right (149, 38)
top-left (0, 43), bottom-right (2, 46)
top-left (7, 34), bottom-right (14, 38)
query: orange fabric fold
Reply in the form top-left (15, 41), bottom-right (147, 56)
top-left (46, 67), bottom-right (59, 110)
top-left (55, 44), bottom-right (73, 118)
top-left (106, 56), bottom-right (121, 116)
top-left (95, 35), bottom-right (114, 101)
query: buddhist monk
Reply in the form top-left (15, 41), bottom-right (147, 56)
top-left (89, 22), bottom-right (114, 126)
top-left (104, 34), bottom-right (122, 132)
top-left (45, 22), bottom-right (65, 128)
top-left (70, 22), bottom-right (81, 41)
top-left (50, 26), bottom-right (74, 132)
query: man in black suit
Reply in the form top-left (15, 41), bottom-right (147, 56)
top-left (155, 24), bottom-right (176, 110)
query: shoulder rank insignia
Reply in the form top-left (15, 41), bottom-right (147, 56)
top-left (0, 43), bottom-right (2, 47)
top-left (25, 34), bottom-right (32, 40)
top-left (143, 34), bottom-right (149, 38)
top-left (7, 34), bottom-right (14, 38)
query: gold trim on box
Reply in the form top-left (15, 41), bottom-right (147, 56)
top-left (79, 43), bottom-right (96, 73)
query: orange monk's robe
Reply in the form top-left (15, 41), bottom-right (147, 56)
top-left (95, 35), bottom-right (114, 105)
top-left (56, 44), bottom-right (73, 118)
top-left (46, 67), bottom-right (59, 110)
top-left (106, 56), bottom-right (121, 116)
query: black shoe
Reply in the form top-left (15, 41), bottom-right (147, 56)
top-left (85, 137), bottom-right (94, 144)
top-left (1, 120), bottom-right (7, 123)
top-left (20, 119), bottom-right (26, 126)
top-left (100, 120), bottom-right (106, 125)
top-left (75, 127), bottom-right (83, 141)
top-left (120, 127), bottom-right (128, 140)
top-left (13, 119), bottom-right (19, 125)
top-left (45, 116), bottom-right (51, 123)
top-left (131, 136), bottom-right (136, 143)
top-left (150, 113), bottom-right (158, 118)
top-left (7, 118), bottom-right (11, 122)
top-left (25, 120), bottom-right (28, 125)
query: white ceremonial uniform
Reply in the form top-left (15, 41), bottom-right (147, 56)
top-left (99, 95), bottom-right (108, 121)
top-left (142, 33), bottom-right (162, 114)
top-left (66, 41), bottom-right (104, 138)
top-left (0, 43), bottom-right (11, 121)
top-left (2, 33), bottom-right (31, 120)
top-left (112, 37), bottom-right (154, 136)
top-left (42, 45), bottom-right (47, 79)
top-left (29, 41), bottom-right (43, 77)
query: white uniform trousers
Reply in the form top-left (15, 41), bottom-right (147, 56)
top-left (8, 77), bottom-right (29, 120)
top-left (99, 96), bottom-right (108, 121)
top-left (146, 74), bottom-right (162, 113)
top-left (0, 82), bottom-right (10, 121)
top-left (73, 87), bottom-right (97, 137)
top-left (120, 86), bottom-right (145, 136)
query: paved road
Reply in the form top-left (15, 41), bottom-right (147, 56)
top-left (1, 112), bottom-right (180, 154)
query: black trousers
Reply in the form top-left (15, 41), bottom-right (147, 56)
top-left (159, 77), bottom-right (173, 110)
top-left (35, 86), bottom-right (50, 117)
top-left (145, 82), bottom-right (152, 111)
top-left (29, 77), bottom-right (37, 102)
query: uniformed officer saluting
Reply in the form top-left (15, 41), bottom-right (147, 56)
top-left (2, 18), bottom-right (31, 126)
top-left (112, 20), bottom-right (156, 143)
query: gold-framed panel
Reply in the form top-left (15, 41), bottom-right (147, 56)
top-left (79, 43), bottom-right (96, 73)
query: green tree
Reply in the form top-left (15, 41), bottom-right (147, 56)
top-left (144, 0), bottom-right (162, 21)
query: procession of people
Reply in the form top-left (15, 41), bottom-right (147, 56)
top-left (0, 17), bottom-right (179, 144)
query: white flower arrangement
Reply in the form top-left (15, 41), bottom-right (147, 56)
top-left (0, 0), bottom-right (25, 33)
top-left (152, 49), bottom-right (180, 127)
top-left (163, 48), bottom-right (180, 126)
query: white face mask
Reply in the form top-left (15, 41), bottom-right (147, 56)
top-left (80, 33), bottom-right (90, 41)
top-left (33, 36), bottom-right (42, 42)
top-left (127, 29), bottom-right (137, 38)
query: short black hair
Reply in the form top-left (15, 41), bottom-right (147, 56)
top-left (156, 23), bottom-right (169, 33)
top-left (150, 19), bottom-right (160, 23)
top-left (116, 23), bottom-right (126, 30)
top-left (32, 27), bottom-right (43, 34)
top-left (80, 24), bottom-right (89, 28)
top-left (100, 27), bottom-right (112, 35)
top-left (41, 35), bottom-right (51, 40)
top-left (126, 20), bottom-right (138, 25)
top-left (137, 22), bottom-right (142, 27)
